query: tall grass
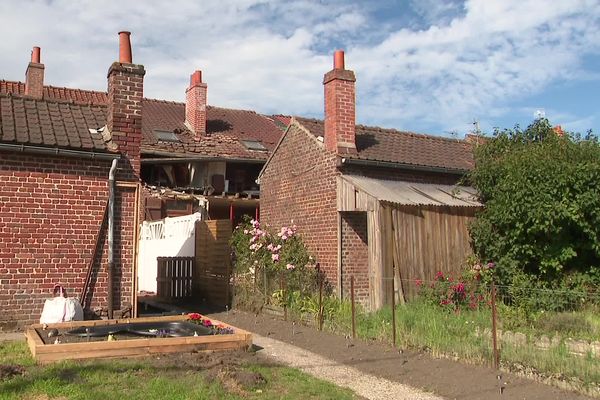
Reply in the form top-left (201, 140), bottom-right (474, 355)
top-left (308, 298), bottom-right (600, 388)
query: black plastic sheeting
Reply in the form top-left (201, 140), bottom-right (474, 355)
top-left (65, 321), bottom-right (213, 338)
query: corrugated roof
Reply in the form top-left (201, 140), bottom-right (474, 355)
top-left (342, 174), bottom-right (481, 207)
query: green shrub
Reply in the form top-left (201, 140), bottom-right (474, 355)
top-left (468, 118), bottom-right (600, 311)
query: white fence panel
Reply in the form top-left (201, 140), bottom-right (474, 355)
top-left (137, 213), bottom-right (202, 293)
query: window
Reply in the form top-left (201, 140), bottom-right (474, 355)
top-left (154, 130), bottom-right (180, 142)
top-left (241, 140), bottom-right (267, 151)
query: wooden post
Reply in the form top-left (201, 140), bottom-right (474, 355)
top-left (391, 271), bottom-right (396, 347)
top-left (282, 272), bottom-right (287, 321)
top-left (318, 271), bottom-right (324, 331)
top-left (229, 203), bottom-right (234, 224)
top-left (491, 281), bottom-right (500, 369)
top-left (79, 201), bottom-right (109, 306)
top-left (351, 275), bottom-right (356, 339)
top-left (255, 206), bottom-right (259, 222)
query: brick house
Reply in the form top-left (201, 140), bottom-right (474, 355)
top-left (259, 51), bottom-right (481, 310)
top-left (0, 32), bottom-right (283, 329)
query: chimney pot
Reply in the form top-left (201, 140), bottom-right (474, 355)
top-left (190, 70), bottom-right (202, 87)
top-left (31, 46), bottom-right (41, 63)
top-left (334, 50), bottom-right (345, 70)
top-left (118, 31), bottom-right (132, 63)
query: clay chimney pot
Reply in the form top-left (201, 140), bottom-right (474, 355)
top-left (190, 70), bottom-right (202, 87)
top-left (334, 50), bottom-right (345, 70)
top-left (31, 46), bottom-right (41, 63)
top-left (118, 31), bottom-right (132, 63)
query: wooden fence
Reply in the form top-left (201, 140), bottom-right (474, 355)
top-left (194, 220), bottom-right (232, 307)
top-left (156, 256), bottom-right (195, 301)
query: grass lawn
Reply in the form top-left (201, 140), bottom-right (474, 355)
top-left (0, 341), bottom-right (358, 400)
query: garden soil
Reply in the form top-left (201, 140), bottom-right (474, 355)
top-left (210, 309), bottom-right (595, 400)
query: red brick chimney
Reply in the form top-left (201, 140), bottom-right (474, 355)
top-left (323, 50), bottom-right (356, 155)
top-left (107, 31), bottom-right (145, 177)
top-left (25, 46), bottom-right (44, 99)
top-left (185, 70), bottom-right (207, 139)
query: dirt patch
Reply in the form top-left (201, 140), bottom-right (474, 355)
top-left (0, 364), bottom-right (25, 380)
top-left (206, 366), bottom-right (266, 396)
top-left (210, 310), bottom-right (595, 400)
top-left (141, 349), bottom-right (267, 396)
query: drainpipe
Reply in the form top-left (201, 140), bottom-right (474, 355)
top-left (107, 158), bottom-right (118, 319)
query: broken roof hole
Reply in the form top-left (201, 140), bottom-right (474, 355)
top-left (154, 130), bottom-right (180, 142)
top-left (241, 140), bottom-right (267, 151)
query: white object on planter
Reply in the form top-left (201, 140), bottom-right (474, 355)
top-left (40, 297), bottom-right (83, 324)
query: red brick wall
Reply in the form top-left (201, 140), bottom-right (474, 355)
top-left (323, 69), bottom-right (356, 154)
top-left (185, 82), bottom-right (207, 137)
top-left (25, 63), bottom-right (44, 99)
top-left (107, 62), bottom-right (144, 178)
top-left (260, 123), bottom-right (340, 283)
top-left (0, 153), bottom-right (135, 330)
top-left (340, 212), bottom-right (369, 304)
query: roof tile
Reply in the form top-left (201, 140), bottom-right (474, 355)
top-left (295, 117), bottom-right (474, 172)
top-left (0, 93), bottom-right (109, 151)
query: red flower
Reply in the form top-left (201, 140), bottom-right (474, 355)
top-left (188, 313), bottom-right (201, 320)
top-left (415, 279), bottom-right (423, 287)
top-left (453, 282), bottom-right (466, 293)
top-left (435, 271), bottom-right (444, 281)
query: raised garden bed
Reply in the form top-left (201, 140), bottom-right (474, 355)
top-left (26, 314), bottom-right (252, 364)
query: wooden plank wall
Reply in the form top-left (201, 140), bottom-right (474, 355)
top-left (195, 220), bottom-right (232, 307)
top-left (337, 177), bottom-right (378, 212)
top-left (388, 205), bottom-right (478, 300)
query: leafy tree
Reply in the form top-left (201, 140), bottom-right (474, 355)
top-left (468, 118), bottom-right (600, 293)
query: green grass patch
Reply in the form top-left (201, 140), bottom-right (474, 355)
top-left (0, 341), bottom-right (358, 400)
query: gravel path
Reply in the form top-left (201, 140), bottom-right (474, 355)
top-left (254, 333), bottom-right (444, 400)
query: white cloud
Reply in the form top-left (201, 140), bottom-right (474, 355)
top-left (0, 0), bottom-right (599, 135)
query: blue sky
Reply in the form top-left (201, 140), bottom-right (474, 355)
top-left (1, 0), bottom-right (599, 138)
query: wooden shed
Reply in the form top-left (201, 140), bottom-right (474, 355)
top-left (337, 175), bottom-right (482, 310)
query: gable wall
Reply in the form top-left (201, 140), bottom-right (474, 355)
top-left (260, 124), bottom-right (340, 283)
top-left (0, 153), bottom-right (135, 330)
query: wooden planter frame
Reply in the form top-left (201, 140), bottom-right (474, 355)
top-left (26, 315), bottom-right (252, 364)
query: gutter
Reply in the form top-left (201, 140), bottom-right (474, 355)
top-left (339, 157), bottom-right (469, 175)
top-left (141, 156), bottom-right (265, 164)
top-left (0, 143), bottom-right (120, 160)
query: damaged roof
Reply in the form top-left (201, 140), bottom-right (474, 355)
top-left (295, 117), bottom-right (474, 172)
top-left (141, 99), bottom-right (281, 160)
top-left (0, 80), bottom-right (283, 160)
